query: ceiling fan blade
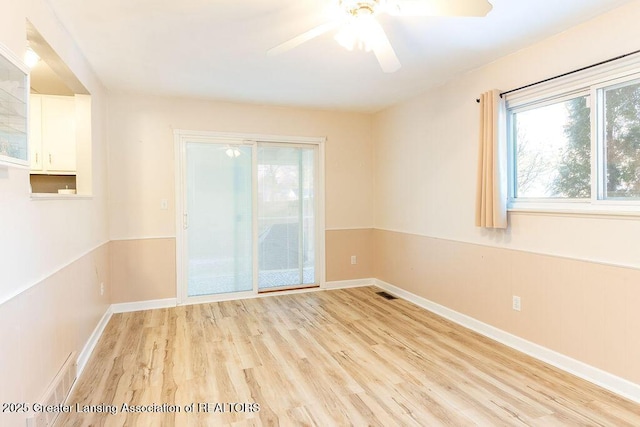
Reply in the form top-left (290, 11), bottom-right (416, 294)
top-left (387, 0), bottom-right (493, 17)
top-left (367, 20), bottom-right (401, 73)
top-left (268, 21), bottom-right (340, 55)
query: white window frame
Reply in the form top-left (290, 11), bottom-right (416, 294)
top-left (506, 56), bottom-right (640, 217)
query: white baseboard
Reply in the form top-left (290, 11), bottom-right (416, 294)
top-left (109, 283), bottom-right (371, 312)
top-left (77, 306), bottom-right (113, 375)
top-left (111, 298), bottom-right (177, 313)
top-left (74, 299), bottom-right (175, 388)
top-left (324, 278), bottom-right (374, 289)
top-left (374, 279), bottom-right (640, 404)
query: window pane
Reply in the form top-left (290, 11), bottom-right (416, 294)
top-left (257, 146), bottom-right (316, 289)
top-left (513, 96), bottom-right (591, 198)
top-left (186, 143), bottom-right (253, 297)
top-left (603, 80), bottom-right (640, 199)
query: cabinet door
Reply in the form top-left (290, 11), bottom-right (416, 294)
top-left (29, 94), bottom-right (43, 171)
top-left (42, 95), bottom-right (76, 173)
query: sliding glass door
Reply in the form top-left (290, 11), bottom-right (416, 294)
top-left (185, 142), bottom-right (253, 297)
top-left (178, 135), bottom-right (321, 302)
top-left (257, 145), bottom-right (316, 291)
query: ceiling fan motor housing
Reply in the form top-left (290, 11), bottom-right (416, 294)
top-left (269, 0), bottom-right (492, 73)
top-left (340, 0), bottom-right (382, 17)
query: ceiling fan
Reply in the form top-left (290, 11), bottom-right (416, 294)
top-left (268, 0), bottom-right (493, 73)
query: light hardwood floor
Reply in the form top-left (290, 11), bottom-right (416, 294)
top-left (57, 286), bottom-right (640, 426)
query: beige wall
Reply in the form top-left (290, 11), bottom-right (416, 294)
top-left (0, 1), bottom-right (109, 302)
top-left (0, 0), bottom-right (110, 422)
top-left (373, 2), bottom-right (640, 268)
top-left (326, 229), bottom-right (374, 282)
top-left (107, 94), bottom-right (374, 239)
top-left (372, 2), bottom-right (640, 390)
top-left (107, 93), bottom-right (375, 301)
top-left (110, 239), bottom-right (176, 303)
top-left (0, 244), bottom-right (110, 426)
top-left (374, 229), bottom-right (640, 386)
top-left (110, 230), bottom-right (374, 304)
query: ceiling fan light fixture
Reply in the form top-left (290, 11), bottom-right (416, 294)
top-left (335, 13), bottom-right (381, 52)
top-left (356, 15), bottom-right (386, 51)
top-left (334, 25), bottom-right (356, 51)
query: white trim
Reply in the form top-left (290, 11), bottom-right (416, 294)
top-left (0, 241), bottom-right (109, 306)
top-left (109, 236), bottom-right (176, 242)
top-left (76, 306), bottom-right (113, 375)
top-left (317, 142), bottom-right (327, 288)
top-left (372, 226), bottom-right (640, 272)
top-left (506, 55), bottom-right (640, 108)
top-left (252, 143), bottom-right (259, 294)
top-left (325, 226), bottom-right (374, 231)
top-left (592, 83), bottom-right (602, 202)
top-left (173, 129), bottom-right (326, 145)
top-left (508, 89), bottom-right (590, 114)
top-left (373, 226), bottom-right (445, 238)
top-left (374, 279), bottom-right (640, 404)
top-left (111, 231), bottom-right (376, 242)
top-left (323, 278), bottom-right (373, 289)
top-left (174, 132), bottom-right (186, 304)
top-left (180, 287), bottom-right (322, 305)
top-left (111, 298), bottom-right (178, 314)
top-left (182, 290), bottom-right (258, 305)
top-left (507, 205), bottom-right (640, 219)
top-left (30, 194), bottom-right (93, 201)
top-left (0, 41), bottom-right (30, 74)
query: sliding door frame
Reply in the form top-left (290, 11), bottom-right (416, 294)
top-left (174, 129), bottom-right (326, 305)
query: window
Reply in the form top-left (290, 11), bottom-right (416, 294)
top-left (507, 63), bottom-right (640, 212)
top-left (512, 94), bottom-right (590, 199)
top-left (601, 79), bottom-right (640, 199)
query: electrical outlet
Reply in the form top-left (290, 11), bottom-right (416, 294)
top-left (512, 295), bottom-right (521, 312)
top-left (350, 255), bottom-right (357, 265)
top-left (100, 282), bottom-right (104, 296)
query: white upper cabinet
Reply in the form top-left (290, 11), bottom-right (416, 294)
top-left (30, 94), bottom-right (76, 174)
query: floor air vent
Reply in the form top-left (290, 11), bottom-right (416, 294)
top-left (376, 291), bottom-right (398, 300)
top-left (26, 352), bottom-right (77, 427)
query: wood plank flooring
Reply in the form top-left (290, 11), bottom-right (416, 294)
top-left (57, 287), bottom-right (640, 426)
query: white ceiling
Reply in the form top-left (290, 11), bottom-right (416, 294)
top-left (46, 0), bottom-right (634, 112)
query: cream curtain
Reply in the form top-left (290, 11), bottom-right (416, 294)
top-left (475, 90), bottom-right (507, 229)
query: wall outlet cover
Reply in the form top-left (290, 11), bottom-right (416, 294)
top-left (512, 295), bottom-right (521, 312)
